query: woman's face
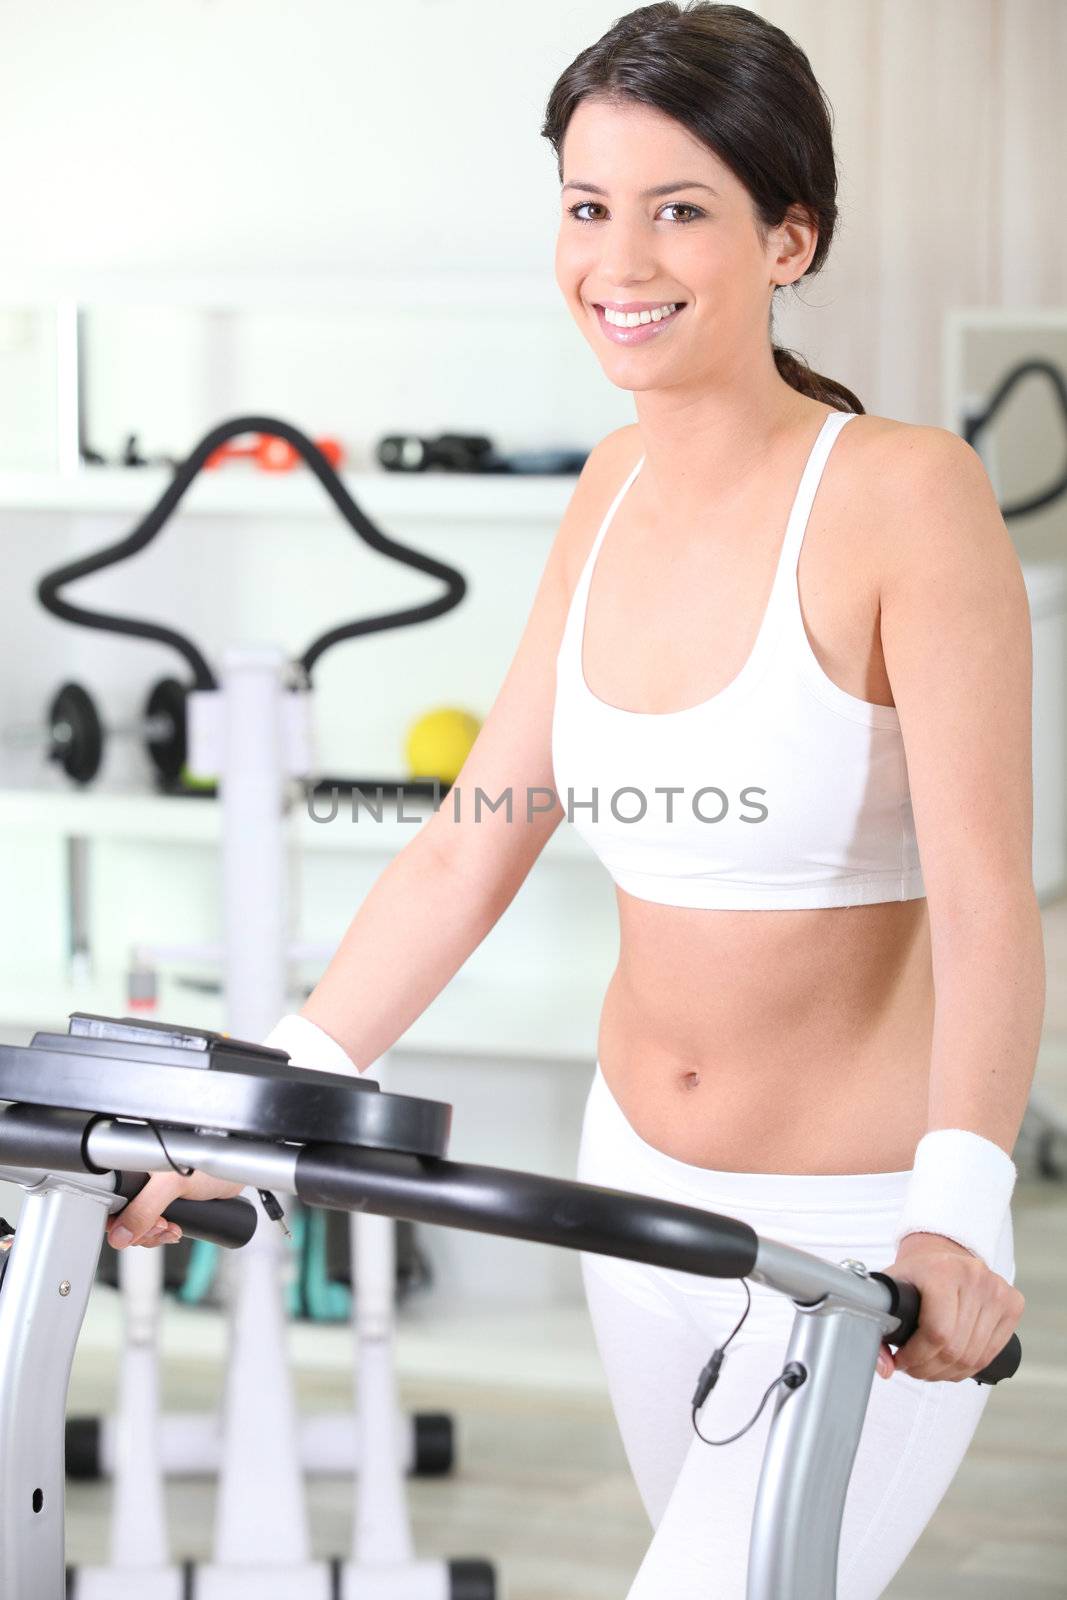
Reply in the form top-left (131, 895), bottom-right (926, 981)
top-left (554, 96), bottom-right (810, 394)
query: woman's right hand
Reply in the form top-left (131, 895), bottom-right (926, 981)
top-left (106, 1169), bottom-right (245, 1250)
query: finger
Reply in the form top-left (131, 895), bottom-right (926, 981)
top-left (876, 1340), bottom-right (895, 1379)
top-left (939, 1293), bottom-right (989, 1382)
top-left (892, 1331), bottom-right (937, 1379)
top-left (144, 1221), bottom-right (182, 1247)
top-left (108, 1174), bottom-right (185, 1246)
top-left (894, 1282), bottom-right (962, 1381)
top-left (138, 1222), bottom-right (170, 1247)
top-left (942, 1281), bottom-right (1016, 1382)
top-left (905, 1290), bottom-right (985, 1384)
top-left (899, 1336), bottom-right (960, 1383)
top-left (967, 1305), bottom-right (1013, 1379)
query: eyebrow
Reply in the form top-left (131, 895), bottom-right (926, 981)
top-left (561, 179), bottom-right (719, 198)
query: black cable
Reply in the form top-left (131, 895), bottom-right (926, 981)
top-left (258, 1188), bottom-right (292, 1239)
top-left (145, 1121), bottom-right (194, 1178)
top-left (691, 1364), bottom-right (807, 1447)
top-left (137, 1129), bottom-right (290, 1238)
top-left (689, 1279), bottom-right (807, 1447)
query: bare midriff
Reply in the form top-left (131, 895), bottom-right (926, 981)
top-left (597, 892), bottom-right (934, 1174)
top-left (582, 407), bottom-right (935, 1177)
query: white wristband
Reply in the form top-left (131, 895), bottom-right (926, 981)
top-left (892, 1127), bottom-right (1017, 1271)
top-left (261, 1013), bottom-right (360, 1077)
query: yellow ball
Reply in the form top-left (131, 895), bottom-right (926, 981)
top-left (404, 707), bottom-right (482, 785)
top-left (178, 762), bottom-right (217, 792)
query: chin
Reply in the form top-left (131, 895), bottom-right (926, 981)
top-left (600, 368), bottom-right (667, 396)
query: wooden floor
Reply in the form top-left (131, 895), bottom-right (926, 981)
top-left (64, 898), bottom-right (1067, 1597)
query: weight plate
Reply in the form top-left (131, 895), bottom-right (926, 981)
top-left (48, 681), bottom-right (102, 784)
top-left (145, 677), bottom-right (188, 781)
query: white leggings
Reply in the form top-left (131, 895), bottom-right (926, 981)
top-left (576, 1062), bottom-right (1016, 1599)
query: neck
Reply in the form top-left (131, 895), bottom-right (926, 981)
top-left (632, 365), bottom-right (823, 521)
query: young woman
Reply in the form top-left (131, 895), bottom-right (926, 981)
top-left (115, 4), bottom-right (1041, 1594)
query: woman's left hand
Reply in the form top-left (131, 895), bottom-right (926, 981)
top-left (874, 1232), bottom-right (1024, 1383)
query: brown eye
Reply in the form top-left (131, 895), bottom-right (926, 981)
top-left (564, 200), bottom-right (704, 225)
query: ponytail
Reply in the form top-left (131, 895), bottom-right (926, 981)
top-left (772, 344), bottom-right (865, 415)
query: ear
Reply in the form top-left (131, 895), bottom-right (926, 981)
top-left (770, 203), bottom-right (819, 287)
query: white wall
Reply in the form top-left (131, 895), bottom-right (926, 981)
top-left (0, 0), bottom-right (566, 278)
top-left (3, 0), bottom-right (1064, 428)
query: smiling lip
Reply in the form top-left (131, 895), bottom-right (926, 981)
top-left (593, 301), bottom-right (686, 345)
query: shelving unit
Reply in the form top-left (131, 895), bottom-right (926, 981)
top-left (0, 784), bottom-right (596, 859)
top-left (0, 464), bottom-right (577, 521)
top-left (0, 783), bottom-right (610, 1059)
top-left (0, 957), bottom-right (604, 1065)
top-left (0, 270), bottom-right (595, 483)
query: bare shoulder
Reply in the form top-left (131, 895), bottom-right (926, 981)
top-left (840, 412), bottom-right (996, 507)
top-left (839, 413), bottom-right (1012, 584)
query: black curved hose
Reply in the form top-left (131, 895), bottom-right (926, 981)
top-left (36, 415), bottom-right (468, 690)
top-left (963, 358), bottom-right (1067, 520)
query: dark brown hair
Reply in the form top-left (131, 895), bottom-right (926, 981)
top-left (541, 1), bottom-right (863, 414)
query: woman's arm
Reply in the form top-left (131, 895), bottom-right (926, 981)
top-left (869, 423), bottom-right (1039, 1381)
top-left (877, 424), bottom-right (1045, 1170)
top-left (299, 425), bottom-right (641, 1072)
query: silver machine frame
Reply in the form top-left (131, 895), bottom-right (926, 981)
top-left (0, 1116), bottom-right (912, 1600)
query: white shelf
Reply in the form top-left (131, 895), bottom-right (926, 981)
top-left (0, 785), bottom-right (607, 1056)
top-left (0, 465), bottom-right (577, 521)
top-left (0, 783), bottom-right (599, 861)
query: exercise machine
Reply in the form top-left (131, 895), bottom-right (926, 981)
top-left (32, 415), bottom-right (470, 1596)
top-left (0, 1011), bottom-right (1022, 1599)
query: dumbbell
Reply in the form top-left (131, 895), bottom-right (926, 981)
top-left (2, 679), bottom-right (188, 786)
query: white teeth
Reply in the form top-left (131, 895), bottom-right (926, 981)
top-left (604, 302), bottom-right (677, 327)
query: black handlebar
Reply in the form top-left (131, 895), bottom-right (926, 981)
top-left (0, 1085), bottom-right (1022, 1385)
top-left (36, 414), bottom-right (468, 690)
top-left (113, 1173), bottom-right (257, 1250)
top-left (293, 1146), bottom-right (1021, 1388)
top-left (870, 1269), bottom-right (1022, 1386)
top-left (295, 1141), bottom-right (762, 1278)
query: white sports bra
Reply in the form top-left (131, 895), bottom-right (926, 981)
top-left (551, 409), bottom-right (926, 909)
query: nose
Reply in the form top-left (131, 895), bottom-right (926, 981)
top-left (594, 217), bottom-right (662, 288)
